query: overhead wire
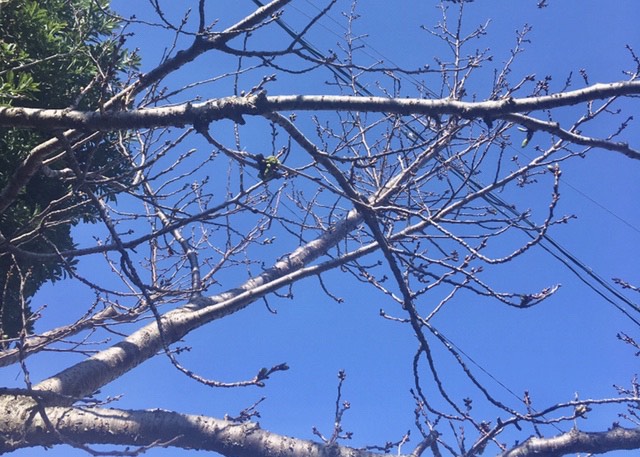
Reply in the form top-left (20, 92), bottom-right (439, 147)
top-left (250, 0), bottom-right (640, 325)
top-left (244, 1), bottom-right (639, 434)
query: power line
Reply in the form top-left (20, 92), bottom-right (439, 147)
top-left (481, 185), bottom-right (640, 325)
top-left (249, 0), bottom-right (640, 324)
top-left (245, 2), bottom-right (639, 428)
top-left (558, 179), bottom-right (640, 236)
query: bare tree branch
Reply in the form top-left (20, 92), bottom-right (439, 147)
top-left (501, 426), bottom-right (640, 457)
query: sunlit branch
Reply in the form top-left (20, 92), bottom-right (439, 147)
top-left (0, 401), bottom-right (388, 457)
top-left (3, 80), bottom-right (640, 134)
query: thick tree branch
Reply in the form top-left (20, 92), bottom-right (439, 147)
top-left (2, 82), bottom-right (637, 159)
top-left (32, 207), bottom-right (363, 399)
top-left (1, 80), bottom-right (639, 130)
top-left (0, 397), bottom-right (384, 457)
top-left (501, 426), bottom-right (640, 457)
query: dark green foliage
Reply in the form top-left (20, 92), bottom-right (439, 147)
top-left (0, 0), bottom-right (138, 339)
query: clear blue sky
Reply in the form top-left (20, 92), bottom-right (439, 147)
top-left (3, 1), bottom-right (640, 455)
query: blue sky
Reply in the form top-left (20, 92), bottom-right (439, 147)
top-left (3, 1), bottom-right (640, 456)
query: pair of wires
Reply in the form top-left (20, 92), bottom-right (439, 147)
top-left (250, 0), bottom-right (640, 325)
top-left (246, 0), bottom-right (640, 422)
